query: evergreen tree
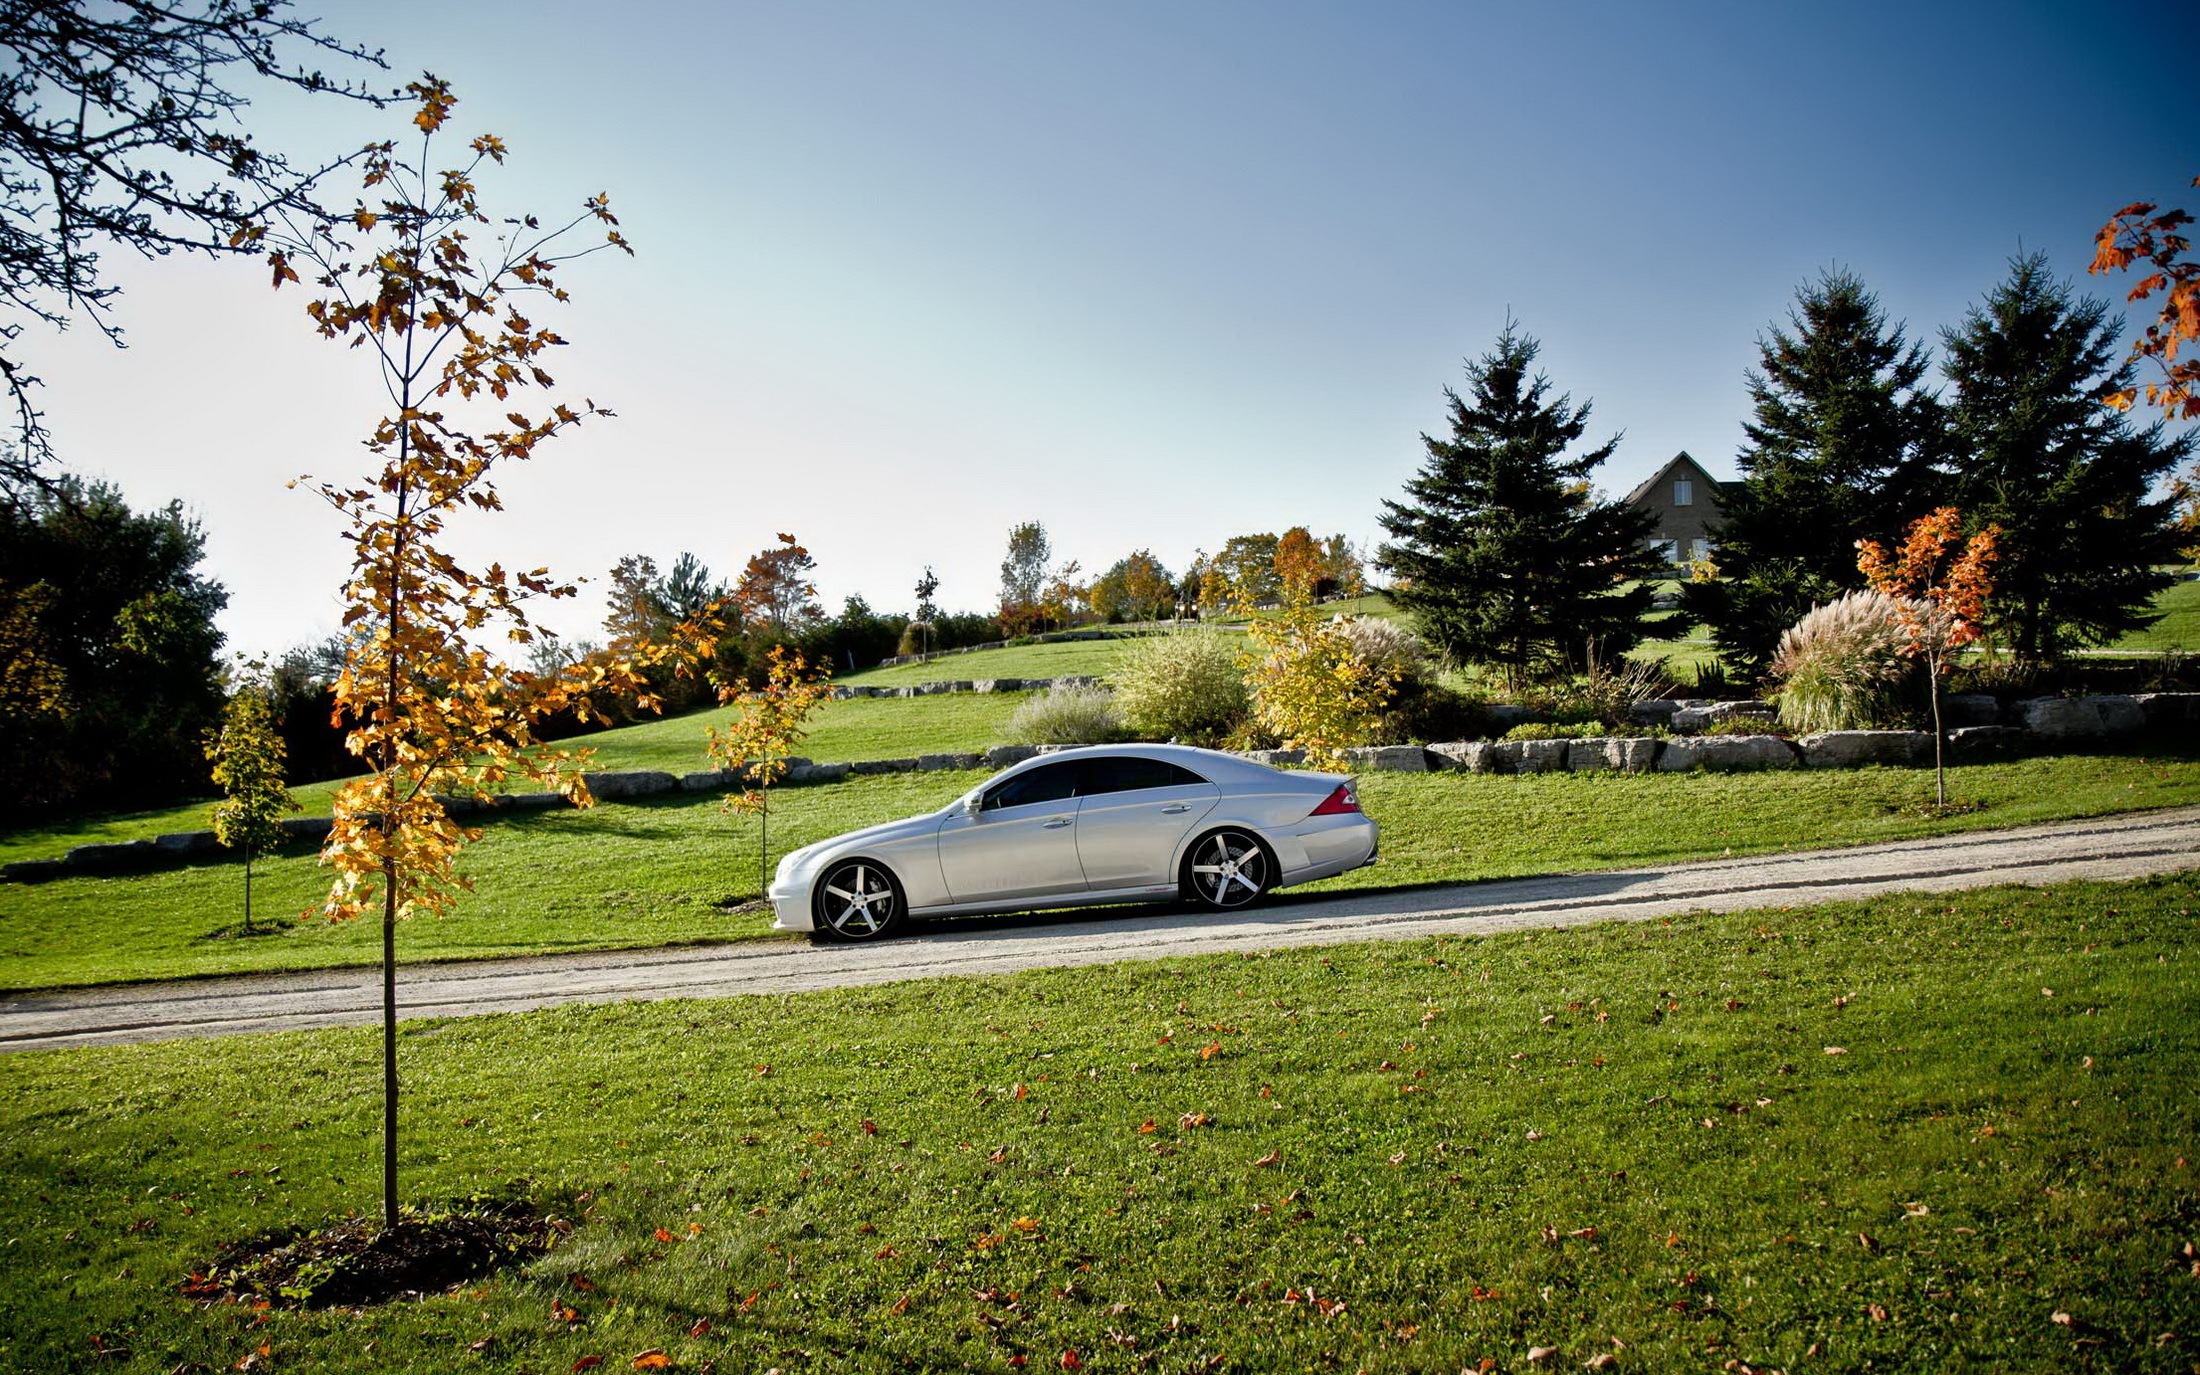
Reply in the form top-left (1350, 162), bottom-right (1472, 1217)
top-left (1941, 255), bottom-right (2192, 661)
top-left (1685, 270), bottom-right (1943, 676)
top-left (0, 476), bottom-right (228, 818)
top-left (1377, 323), bottom-right (1662, 681)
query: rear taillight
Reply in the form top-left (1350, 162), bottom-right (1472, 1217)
top-left (1309, 784), bottom-right (1360, 817)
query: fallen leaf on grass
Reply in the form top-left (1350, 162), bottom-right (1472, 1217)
top-left (572, 1359), bottom-right (605, 1373)
top-left (1868, 1303), bottom-right (1889, 1322)
top-left (469, 1337), bottom-right (497, 1354)
top-left (1136, 1120), bottom-right (1159, 1135)
top-left (1902, 1202), bottom-right (1930, 1218)
top-left (569, 1272), bottom-right (598, 1292)
top-left (1584, 1355), bottom-right (1616, 1370)
top-left (551, 1300), bottom-right (580, 1325)
top-left (1012, 1217), bottom-right (1040, 1233)
top-left (688, 1318), bottom-right (711, 1337)
top-left (2052, 1311), bottom-right (2074, 1327)
top-left (1179, 1112), bottom-right (1211, 1130)
top-left (1859, 1232), bottom-right (1879, 1251)
top-left (1525, 1130), bottom-right (1545, 1142)
top-left (631, 1352), bottom-right (671, 1370)
top-left (1252, 1151), bottom-right (1281, 1168)
top-left (1200, 1042), bottom-right (1222, 1061)
top-left (1469, 1285), bottom-right (1501, 1301)
top-left (1527, 1346), bottom-right (1557, 1364)
top-left (1060, 1352), bottom-right (1084, 1370)
top-left (1824, 1046), bottom-right (1847, 1056)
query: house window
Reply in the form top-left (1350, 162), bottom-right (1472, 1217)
top-left (1653, 539), bottom-right (1680, 564)
top-left (1690, 538), bottom-right (1709, 562)
top-left (1673, 477), bottom-right (1693, 507)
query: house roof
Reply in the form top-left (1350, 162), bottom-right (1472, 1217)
top-left (1623, 450), bottom-right (1729, 506)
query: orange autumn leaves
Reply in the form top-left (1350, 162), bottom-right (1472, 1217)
top-left (1854, 506), bottom-right (2000, 672)
top-left (2091, 177), bottom-right (2199, 421)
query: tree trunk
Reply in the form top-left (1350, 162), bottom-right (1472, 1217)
top-left (759, 787), bottom-right (769, 899)
top-left (382, 852), bottom-right (399, 1227)
top-left (242, 846), bottom-right (254, 936)
top-left (1929, 658), bottom-right (1946, 809)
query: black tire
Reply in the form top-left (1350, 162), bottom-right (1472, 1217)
top-left (810, 858), bottom-right (907, 942)
top-left (1180, 828), bottom-right (1274, 911)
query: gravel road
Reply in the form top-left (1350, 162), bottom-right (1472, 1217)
top-left (6, 806), bottom-right (2195, 1052)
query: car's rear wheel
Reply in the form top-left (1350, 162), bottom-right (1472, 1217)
top-left (811, 859), bottom-right (906, 942)
top-left (1182, 829), bottom-right (1272, 911)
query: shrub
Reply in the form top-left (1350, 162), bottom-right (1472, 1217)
top-left (1503, 720), bottom-right (1608, 741)
top-left (1382, 680), bottom-right (1494, 743)
top-left (1005, 684), bottom-right (1130, 745)
top-left (1520, 654), bottom-right (1667, 729)
top-left (1769, 590), bottom-right (1914, 732)
top-left (1704, 716), bottom-right (1790, 737)
top-left (1114, 630), bottom-right (1250, 744)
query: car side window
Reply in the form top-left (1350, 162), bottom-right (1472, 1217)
top-left (1080, 756), bottom-right (1211, 796)
top-left (982, 761), bottom-right (1082, 812)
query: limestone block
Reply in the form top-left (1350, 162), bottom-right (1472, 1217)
top-left (1797, 730), bottom-right (1930, 768)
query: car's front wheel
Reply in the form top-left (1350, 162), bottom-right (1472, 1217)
top-left (811, 859), bottom-right (906, 942)
top-left (1182, 829), bottom-right (1272, 911)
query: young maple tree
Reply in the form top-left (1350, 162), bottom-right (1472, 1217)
top-left (266, 77), bottom-right (679, 1226)
top-left (1856, 507), bottom-right (2000, 808)
top-left (707, 645), bottom-right (835, 897)
top-left (205, 664), bottom-right (300, 936)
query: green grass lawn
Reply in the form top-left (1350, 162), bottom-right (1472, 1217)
top-left (2, 872), bottom-right (2194, 1372)
top-left (2115, 575), bottom-right (2200, 653)
top-left (841, 635), bottom-right (1157, 686)
top-left (5, 748), bottom-right (2198, 991)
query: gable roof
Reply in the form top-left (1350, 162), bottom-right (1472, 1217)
top-left (1623, 450), bottom-right (1727, 506)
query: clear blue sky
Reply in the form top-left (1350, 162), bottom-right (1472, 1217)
top-left (30, 0), bottom-right (2194, 653)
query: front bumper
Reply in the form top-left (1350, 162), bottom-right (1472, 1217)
top-left (768, 876), bottom-right (814, 932)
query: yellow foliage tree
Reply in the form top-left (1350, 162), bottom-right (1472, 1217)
top-left (1274, 526), bottom-right (1324, 604)
top-left (707, 645), bottom-right (835, 897)
top-left (1235, 578), bottom-right (1398, 766)
top-left (264, 78), bottom-right (691, 1226)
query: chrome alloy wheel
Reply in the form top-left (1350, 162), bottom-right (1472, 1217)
top-left (1186, 830), bottom-right (1270, 910)
top-left (815, 860), bottom-right (904, 940)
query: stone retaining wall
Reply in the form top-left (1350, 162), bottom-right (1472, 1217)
top-left (831, 675), bottom-right (1104, 700)
top-left (8, 692), bottom-right (2192, 884)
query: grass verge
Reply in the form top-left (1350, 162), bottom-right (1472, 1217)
top-left (0, 873), bottom-right (2194, 1371)
top-left (3, 749), bottom-right (2198, 990)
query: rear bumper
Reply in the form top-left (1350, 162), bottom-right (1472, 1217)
top-left (1279, 813), bottom-right (1378, 886)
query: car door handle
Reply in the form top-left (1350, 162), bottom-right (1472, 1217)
top-left (1042, 817), bottom-right (1073, 829)
top-left (1160, 804), bottom-right (1191, 814)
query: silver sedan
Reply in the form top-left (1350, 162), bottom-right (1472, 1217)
top-left (767, 743), bottom-right (1378, 941)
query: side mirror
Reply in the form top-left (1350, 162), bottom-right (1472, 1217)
top-left (962, 793), bottom-right (983, 816)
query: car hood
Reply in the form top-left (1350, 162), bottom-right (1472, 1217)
top-left (781, 809), bottom-right (945, 871)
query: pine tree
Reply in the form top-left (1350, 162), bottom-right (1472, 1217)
top-left (1941, 255), bottom-right (2193, 661)
top-left (1686, 271), bottom-right (1943, 677)
top-left (1377, 323), bottom-right (1662, 682)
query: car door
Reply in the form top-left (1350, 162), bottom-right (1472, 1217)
top-left (1071, 756), bottom-right (1221, 891)
top-left (934, 759), bottom-right (1089, 904)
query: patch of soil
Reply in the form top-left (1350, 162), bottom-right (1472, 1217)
top-left (185, 1195), bottom-right (559, 1308)
top-left (193, 918), bottom-right (297, 943)
top-left (1899, 799), bottom-right (1991, 820)
top-left (713, 897), bottom-right (771, 916)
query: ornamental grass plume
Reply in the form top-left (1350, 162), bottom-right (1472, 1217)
top-left (1768, 590), bottom-right (1914, 734)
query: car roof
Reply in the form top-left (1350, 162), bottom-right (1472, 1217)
top-left (994, 742), bottom-right (1338, 787)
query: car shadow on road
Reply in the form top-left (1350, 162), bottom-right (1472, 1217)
top-left (901, 868), bottom-right (1666, 942)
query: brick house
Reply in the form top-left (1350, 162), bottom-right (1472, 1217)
top-left (1623, 451), bottom-right (1728, 567)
